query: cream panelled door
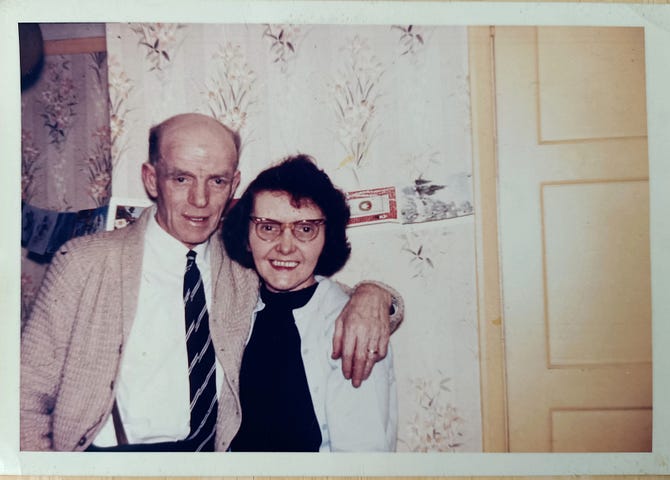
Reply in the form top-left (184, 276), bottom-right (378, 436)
top-left (494, 27), bottom-right (652, 452)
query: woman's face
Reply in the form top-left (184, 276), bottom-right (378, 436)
top-left (248, 190), bottom-right (326, 292)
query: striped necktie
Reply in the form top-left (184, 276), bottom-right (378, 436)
top-left (183, 250), bottom-right (218, 451)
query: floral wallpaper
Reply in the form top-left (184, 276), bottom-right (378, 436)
top-left (20, 51), bottom-right (111, 326)
top-left (204, 41), bottom-right (257, 140)
top-left (106, 22), bottom-right (481, 452)
top-left (331, 35), bottom-right (384, 177)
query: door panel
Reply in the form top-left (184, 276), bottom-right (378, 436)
top-left (537, 27), bottom-right (647, 141)
top-left (494, 26), bottom-right (651, 452)
top-left (551, 408), bottom-right (652, 452)
top-left (543, 180), bottom-right (651, 366)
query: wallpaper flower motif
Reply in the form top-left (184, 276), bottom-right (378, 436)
top-left (401, 232), bottom-right (436, 279)
top-left (107, 55), bottom-right (134, 166)
top-left (21, 129), bottom-right (41, 204)
top-left (392, 25), bottom-right (426, 56)
top-left (204, 42), bottom-right (256, 137)
top-left (40, 58), bottom-right (78, 147)
top-left (400, 374), bottom-right (465, 452)
top-left (84, 126), bottom-right (112, 206)
top-left (51, 157), bottom-right (70, 210)
top-left (332, 35), bottom-right (384, 176)
top-left (130, 23), bottom-right (186, 72)
top-left (263, 24), bottom-right (302, 72)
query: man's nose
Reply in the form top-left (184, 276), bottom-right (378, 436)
top-left (189, 183), bottom-right (208, 207)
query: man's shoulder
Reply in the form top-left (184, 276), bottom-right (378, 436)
top-left (216, 248), bottom-right (260, 292)
top-left (57, 221), bottom-right (140, 259)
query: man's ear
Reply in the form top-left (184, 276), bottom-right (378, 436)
top-left (141, 162), bottom-right (159, 199)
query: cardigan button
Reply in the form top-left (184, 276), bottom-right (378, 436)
top-left (78, 436), bottom-right (87, 446)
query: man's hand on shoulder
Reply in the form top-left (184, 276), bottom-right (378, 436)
top-left (332, 282), bottom-right (392, 388)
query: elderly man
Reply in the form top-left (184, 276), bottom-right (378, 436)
top-left (20, 113), bottom-right (402, 452)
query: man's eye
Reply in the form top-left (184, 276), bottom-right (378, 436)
top-left (175, 176), bottom-right (187, 183)
top-left (298, 224), bottom-right (315, 233)
top-left (213, 177), bottom-right (228, 185)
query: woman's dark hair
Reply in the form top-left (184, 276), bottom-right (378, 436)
top-left (222, 154), bottom-right (351, 277)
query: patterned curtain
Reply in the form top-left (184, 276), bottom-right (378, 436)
top-left (20, 50), bottom-right (111, 326)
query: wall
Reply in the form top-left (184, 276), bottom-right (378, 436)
top-left (106, 22), bottom-right (482, 452)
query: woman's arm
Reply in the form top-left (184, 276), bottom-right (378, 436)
top-left (325, 347), bottom-right (398, 451)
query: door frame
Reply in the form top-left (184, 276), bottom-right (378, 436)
top-left (468, 25), bottom-right (508, 452)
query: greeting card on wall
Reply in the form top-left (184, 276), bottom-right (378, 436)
top-left (105, 196), bottom-right (153, 231)
top-left (399, 172), bottom-right (474, 224)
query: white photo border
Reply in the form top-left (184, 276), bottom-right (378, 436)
top-left (3, 0), bottom-right (670, 476)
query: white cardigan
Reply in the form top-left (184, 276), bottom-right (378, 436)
top-left (250, 277), bottom-right (397, 451)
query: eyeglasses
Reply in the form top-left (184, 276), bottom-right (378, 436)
top-left (250, 216), bottom-right (326, 242)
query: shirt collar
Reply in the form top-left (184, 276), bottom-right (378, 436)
top-left (145, 206), bottom-right (211, 268)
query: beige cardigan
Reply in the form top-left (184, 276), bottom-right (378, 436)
top-left (20, 208), bottom-right (259, 451)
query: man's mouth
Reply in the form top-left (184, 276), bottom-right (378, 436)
top-left (185, 215), bottom-right (208, 223)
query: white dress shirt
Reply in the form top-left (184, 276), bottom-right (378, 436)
top-left (93, 211), bottom-right (224, 446)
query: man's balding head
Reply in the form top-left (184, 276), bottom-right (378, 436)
top-left (148, 113), bottom-right (241, 167)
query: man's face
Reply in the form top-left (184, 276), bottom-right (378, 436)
top-left (142, 120), bottom-right (240, 248)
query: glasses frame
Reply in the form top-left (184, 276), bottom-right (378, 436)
top-left (249, 216), bottom-right (326, 242)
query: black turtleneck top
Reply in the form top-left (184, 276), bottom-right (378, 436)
top-left (229, 282), bottom-right (322, 452)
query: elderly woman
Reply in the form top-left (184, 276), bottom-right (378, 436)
top-left (222, 154), bottom-right (397, 452)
